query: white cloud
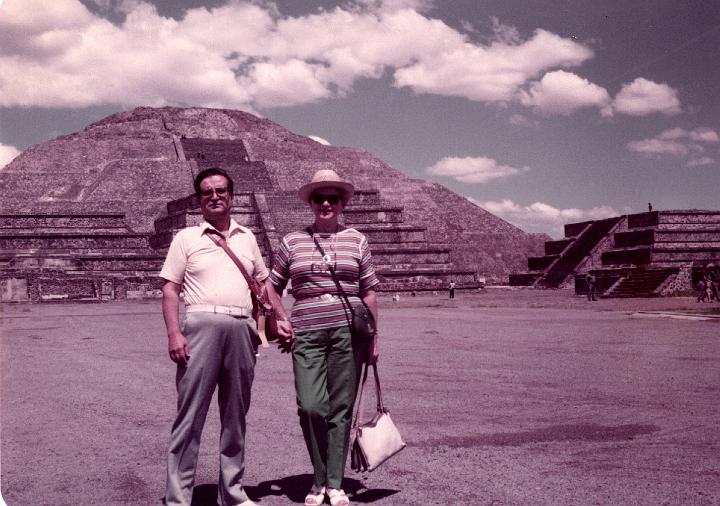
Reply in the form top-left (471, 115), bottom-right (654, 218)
top-left (626, 138), bottom-right (693, 156)
top-left (308, 135), bottom-right (331, 145)
top-left (394, 28), bottom-right (593, 102)
top-left (508, 113), bottom-right (537, 127)
top-left (612, 78), bottom-right (681, 116)
top-left (0, 0), bottom-right (597, 111)
top-left (475, 198), bottom-right (624, 237)
top-left (0, 143), bottom-right (21, 170)
top-left (425, 156), bottom-right (529, 184)
top-left (357, 0), bottom-right (435, 13)
top-left (688, 128), bottom-right (719, 143)
top-left (627, 127), bottom-right (718, 158)
top-left (519, 70), bottom-right (610, 116)
top-left (687, 157), bottom-right (715, 168)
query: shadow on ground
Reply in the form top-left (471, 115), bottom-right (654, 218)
top-left (189, 474), bottom-right (399, 504)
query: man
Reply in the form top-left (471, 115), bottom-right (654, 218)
top-left (585, 272), bottom-right (597, 301)
top-left (160, 167), bottom-right (268, 506)
top-left (448, 279), bottom-right (456, 299)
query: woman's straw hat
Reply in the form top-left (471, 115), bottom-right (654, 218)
top-left (298, 169), bottom-right (355, 203)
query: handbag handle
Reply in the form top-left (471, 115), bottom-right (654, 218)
top-left (351, 363), bottom-right (385, 430)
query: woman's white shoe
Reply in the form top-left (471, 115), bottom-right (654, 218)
top-left (304, 485), bottom-right (326, 506)
top-left (328, 488), bottom-right (350, 506)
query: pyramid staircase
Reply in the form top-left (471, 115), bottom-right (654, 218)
top-left (155, 136), bottom-right (481, 293)
top-left (510, 217), bottom-right (621, 288)
top-left (149, 191), bottom-right (272, 262)
top-left (601, 268), bottom-right (679, 298)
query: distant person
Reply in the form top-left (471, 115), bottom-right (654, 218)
top-left (160, 167), bottom-right (268, 506)
top-left (448, 280), bottom-right (456, 299)
top-left (708, 263), bottom-right (720, 301)
top-left (265, 169), bottom-right (379, 506)
top-left (697, 268), bottom-right (712, 302)
top-left (648, 202), bottom-right (652, 212)
top-left (585, 272), bottom-right (597, 301)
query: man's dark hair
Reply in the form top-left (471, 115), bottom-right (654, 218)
top-left (194, 167), bottom-right (234, 198)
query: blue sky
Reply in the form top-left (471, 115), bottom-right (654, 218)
top-left (1, 0), bottom-right (718, 237)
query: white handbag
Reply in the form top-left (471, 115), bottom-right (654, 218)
top-left (349, 364), bottom-right (406, 472)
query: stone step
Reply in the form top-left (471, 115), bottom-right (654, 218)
top-left (0, 227), bottom-right (131, 234)
top-left (563, 221), bottom-right (592, 238)
top-left (629, 211), bottom-right (720, 228)
top-left (0, 234), bottom-right (151, 250)
top-left (7, 254), bottom-right (164, 271)
top-left (154, 208), bottom-right (259, 233)
top-left (602, 247), bottom-right (651, 265)
top-left (0, 213), bottom-right (129, 229)
top-left (659, 212), bottom-right (720, 225)
top-left (149, 226), bottom-right (266, 250)
top-left (343, 206), bottom-right (403, 225)
top-left (544, 239), bottom-right (573, 255)
top-left (652, 241), bottom-right (720, 250)
top-left (374, 262), bottom-right (455, 272)
top-left (376, 269), bottom-right (479, 292)
top-left (528, 255), bottom-right (558, 271)
top-left (651, 250), bottom-right (720, 262)
top-left (352, 224), bottom-right (427, 243)
top-left (655, 223), bottom-right (720, 231)
top-left (346, 190), bottom-right (381, 206)
top-left (371, 243), bottom-right (450, 253)
top-left (603, 268), bottom-right (678, 298)
top-left (181, 137), bottom-right (251, 162)
top-left (166, 193), bottom-right (254, 214)
top-left (615, 229), bottom-right (720, 247)
top-left (373, 248), bottom-right (451, 266)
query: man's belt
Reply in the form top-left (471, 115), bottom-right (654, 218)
top-left (186, 304), bottom-right (252, 317)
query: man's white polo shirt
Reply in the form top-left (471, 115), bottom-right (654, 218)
top-left (159, 220), bottom-right (269, 309)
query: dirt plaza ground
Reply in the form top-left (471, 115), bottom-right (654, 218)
top-left (1, 288), bottom-right (719, 506)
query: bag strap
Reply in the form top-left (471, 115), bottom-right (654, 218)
top-left (307, 227), bottom-right (372, 323)
top-left (307, 227), bottom-right (356, 327)
top-left (205, 229), bottom-right (266, 304)
top-left (351, 363), bottom-right (385, 430)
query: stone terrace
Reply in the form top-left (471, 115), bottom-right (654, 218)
top-left (0, 213), bottom-right (164, 302)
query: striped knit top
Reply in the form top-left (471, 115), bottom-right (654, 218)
top-left (268, 227), bottom-right (380, 332)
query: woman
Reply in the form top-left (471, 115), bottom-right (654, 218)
top-left (266, 169), bottom-right (379, 506)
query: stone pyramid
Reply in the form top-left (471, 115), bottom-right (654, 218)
top-left (0, 106), bottom-right (544, 302)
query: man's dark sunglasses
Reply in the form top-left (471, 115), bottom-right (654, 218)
top-left (311, 193), bottom-right (341, 205)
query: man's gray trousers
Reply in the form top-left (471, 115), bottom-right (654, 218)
top-left (165, 312), bottom-right (258, 506)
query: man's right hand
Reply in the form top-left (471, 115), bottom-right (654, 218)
top-left (168, 333), bottom-right (190, 366)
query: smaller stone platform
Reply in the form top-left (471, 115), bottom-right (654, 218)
top-left (511, 210), bottom-right (720, 298)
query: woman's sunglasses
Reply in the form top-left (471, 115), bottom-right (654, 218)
top-left (311, 193), bottom-right (341, 205)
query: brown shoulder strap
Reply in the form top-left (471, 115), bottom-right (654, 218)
top-left (205, 230), bottom-right (264, 300)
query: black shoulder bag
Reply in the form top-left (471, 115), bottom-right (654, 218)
top-left (308, 227), bottom-right (376, 342)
